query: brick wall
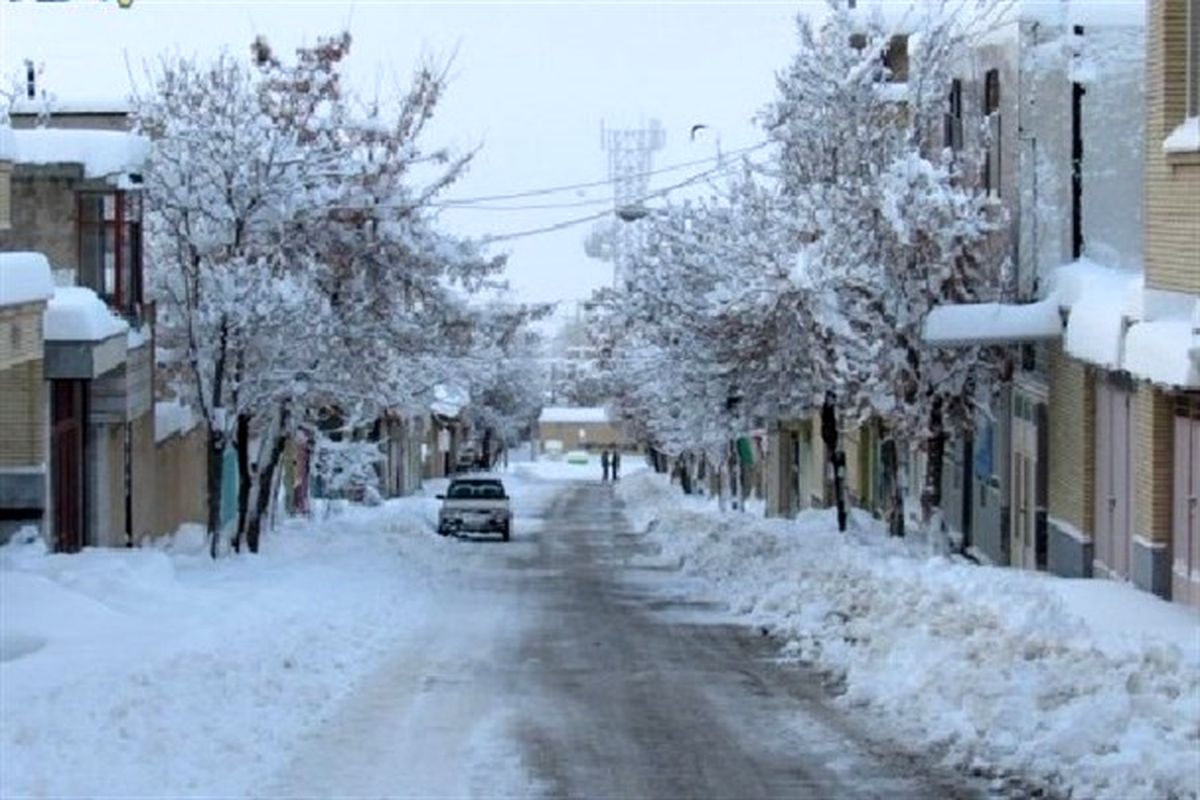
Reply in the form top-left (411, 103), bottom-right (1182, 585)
top-left (0, 304), bottom-right (44, 371)
top-left (1134, 384), bottom-right (1175, 544)
top-left (0, 167), bottom-right (83, 271)
top-left (1048, 346), bottom-right (1095, 533)
top-left (1145, 0), bottom-right (1200, 294)
top-left (0, 358), bottom-right (45, 467)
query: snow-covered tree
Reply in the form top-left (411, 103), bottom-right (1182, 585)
top-left (603, 0), bottom-right (1011, 532)
top-left (137, 34), bottom-right (507, 555)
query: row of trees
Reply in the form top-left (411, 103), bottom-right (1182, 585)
top-left (597, 1), bottom-right (1012, 534)
top-left (135, 34), bottom-right (544, 555)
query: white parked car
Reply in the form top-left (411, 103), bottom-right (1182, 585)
top-left (436, 478), bottom-right (511, 541)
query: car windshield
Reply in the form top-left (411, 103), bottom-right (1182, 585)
top-left (447, 482), bottom-right (504, 499)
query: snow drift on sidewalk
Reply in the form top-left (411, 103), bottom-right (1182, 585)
top-left (617, 472), bottom-right (1200, 800)
top-left (0, 496), bottom-right (451, 798)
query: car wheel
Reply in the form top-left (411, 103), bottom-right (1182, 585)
top-left (501, 523), bottom-right (510, 542)
top-left (437, 526), bottom-right (450, 537)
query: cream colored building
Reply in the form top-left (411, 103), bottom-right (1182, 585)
top-left (536, 407), bottom-right (633, 453)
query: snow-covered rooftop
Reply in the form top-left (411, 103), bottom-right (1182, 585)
top-left (0, 252), bottom-right (55, 307)
top-left (43, 287), bottom-right (128, 342)
top-left (923, 299), bottom-right (1063, 347)
top-left (9, 128), bottom-right (149, 179)
top-left (1123, 320), bottom-right (1200, 389)
top-left (538, 406), bottom-right (611, 424)
top-left (1049, 259), bottom-right (1200, 389)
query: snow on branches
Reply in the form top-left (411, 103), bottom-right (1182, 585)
top-left (135, 34), bottom-right (522, 554)
top-left (600, 0), bottom-right (1011, 525)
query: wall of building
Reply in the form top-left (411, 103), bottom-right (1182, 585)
top-left (130, 410), bottom-right (156, 542)
top-left (0, 318), bottom-right (46, 466)
top-left (1079, 24), bottom-right (1146, 271)
top-left (0, 166), bottom-right (85, 272)
top-left (1133, 384), bottom-right (1175, 596)
top-left (0, 161), bottom-right (11, 231)
top-left (152, 425), bottom-right (206, 539)
top-left (536, 421), bottom-right (627, 451)
top-left (8, 112), bottom-right (130, 132)
top-left (1145, 0), bottom-right (1200, 295)
top-left (1047, 346), bottom-right (1096, 576)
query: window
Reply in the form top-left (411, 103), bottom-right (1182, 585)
top-left (944, 78), bottom-right (964, 151)
top-left (77, 191), bottom-right (143, 318)
top-left (983, 69), bottom-right (1002, 195)
top-left (883, 35), bottom-right (909, 83)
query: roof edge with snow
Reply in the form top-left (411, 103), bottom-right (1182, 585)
top-left (923, 299), bottom-right (1064, 347)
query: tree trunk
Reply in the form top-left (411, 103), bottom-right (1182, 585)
top-left (234, 413), bottom-right (251, 552)
top-left (821, 394), bottom-right (848, 533)
top-left (203, 318), bottom-right (228, 559)
top-left (206, 427), bottom-right (224, 559)
top-left (881, 435), bottom-right (905, 537)
top-left (245, 404), bottom-right (291, 554)
top-left (922, 397), bottom-right (946, 526)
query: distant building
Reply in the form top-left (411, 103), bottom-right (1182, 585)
top-left (535, 406), bottom-right (634, 453)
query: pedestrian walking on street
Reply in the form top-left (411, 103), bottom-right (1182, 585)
top-left (612, 449), bottom-right (621, 481)
top-left (601, 448), bottom-right (611, 481)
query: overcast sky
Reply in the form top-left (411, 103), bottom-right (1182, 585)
top-left (2, 0), bottom-right (816, 312)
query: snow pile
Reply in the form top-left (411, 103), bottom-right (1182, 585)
top-left (0, 251), bottom-right (54, 307)
top-left (618, 472), bottom-right (1200, 800)
top-left (0, 466), bottom-right (566, 798)
top-left (0, 493), bottom-right (450, 797)
top-left (154, 399), bottom-right (200, 442)
top-left (1164, 117), bottom-right (1200, 154)
top-left (9, 128), bottom-right (149, 179)
top-left (43, 286), bottom-right (128, 341)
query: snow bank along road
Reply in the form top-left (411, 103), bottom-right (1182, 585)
top-left (6, 464), bottom-right (1192, 797)
top-left (269, 475), bottom-right (1001, 799)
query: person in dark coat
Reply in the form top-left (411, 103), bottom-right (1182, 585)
top-left (612, 449), bottom-right (621, 481)
top-left (601, 448), bottom-right (611, 481)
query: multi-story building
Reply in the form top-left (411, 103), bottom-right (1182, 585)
top-left (0, 120), bottom-right (158, 549)
top-left (1137, 0), bottom-right (1199, 605)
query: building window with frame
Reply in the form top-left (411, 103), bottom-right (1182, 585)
top-left (983, 69), bottom-right (1002, 195)
top-left (77, 191), bottom-right (143, 318)
top-left (1167, 0), bottom-right (1200, 152)
top-left (944, 78), bottom-right (964, 151)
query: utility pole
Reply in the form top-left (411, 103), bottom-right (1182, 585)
top-left (601, 119), bottom-right (665, 288)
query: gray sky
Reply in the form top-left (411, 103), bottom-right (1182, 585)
top-left (1, 0), bottom-right (810, 311)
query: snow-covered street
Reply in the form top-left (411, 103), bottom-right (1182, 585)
top-left (6, 463), bottom-right (1193, 798)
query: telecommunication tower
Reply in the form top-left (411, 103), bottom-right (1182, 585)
top-left (601, 119), bottom-right (665, 288)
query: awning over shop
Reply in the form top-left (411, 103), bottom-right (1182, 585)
top-left (922, 299), bottom-right (1063, 347)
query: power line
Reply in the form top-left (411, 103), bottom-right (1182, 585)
top-left (435, 141), bottom-right (768, 207)
top-left (479, 158), bottom-right (747, 244)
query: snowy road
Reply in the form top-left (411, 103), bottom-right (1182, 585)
top-left (269, 479), bottom-right (991, 799)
